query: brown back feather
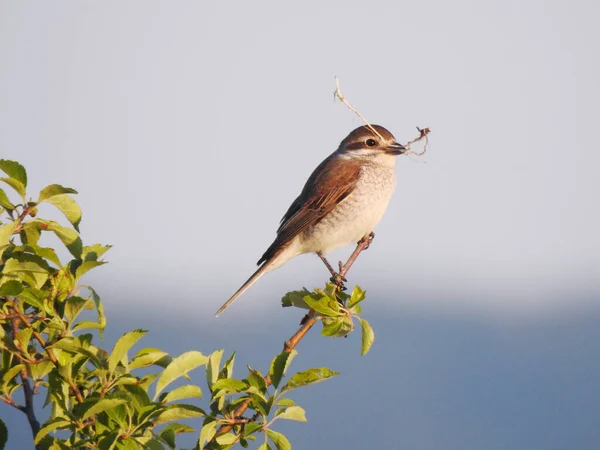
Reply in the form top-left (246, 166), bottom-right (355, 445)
top-left (257, 154), bottom-right (361, 265)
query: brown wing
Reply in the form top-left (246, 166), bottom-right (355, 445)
top-left (257, 154), bottom-right (361, 265)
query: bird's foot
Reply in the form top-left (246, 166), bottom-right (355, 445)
top-left (329, 274), bottom-right (347, 291)
top-left (359, 231), bottom-right (375, 250)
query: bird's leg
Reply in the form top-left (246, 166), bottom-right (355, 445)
top-left (317, 252), bottom-right (337, 278)
top-left (317, 252), bottom-right (347, 290)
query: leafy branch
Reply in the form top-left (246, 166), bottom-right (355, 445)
top-left (1, 160), bottom-right (378, 450)
top-left (204, 233), bottom-right (375, 449)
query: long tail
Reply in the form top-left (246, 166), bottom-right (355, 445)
top-left (214, 263), bottom-right (270, 317)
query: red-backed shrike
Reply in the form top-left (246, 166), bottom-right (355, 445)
top-left (215, 125), bottom-right (406, 316)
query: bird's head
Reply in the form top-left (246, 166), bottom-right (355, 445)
top-left (337, 125), bottom-right (406, 159)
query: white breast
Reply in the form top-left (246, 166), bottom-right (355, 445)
top-left (300, 161), bottom-right (396, 255)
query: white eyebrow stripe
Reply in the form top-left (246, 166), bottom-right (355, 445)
top-left (339, 148), bottom-right (381, 158)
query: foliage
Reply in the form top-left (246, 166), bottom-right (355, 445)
top-left (0, 160), bottom-right (374, 450)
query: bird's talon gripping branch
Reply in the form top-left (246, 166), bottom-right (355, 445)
top-left (359, 232), bottom-right (375, 250)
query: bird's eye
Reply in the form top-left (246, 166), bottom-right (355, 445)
top-left (366, 139), bottom-right (377, 147)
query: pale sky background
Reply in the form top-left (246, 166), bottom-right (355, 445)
top-left (1, 1), bottom-right (600, 449)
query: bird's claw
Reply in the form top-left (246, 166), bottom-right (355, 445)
top-left (329, 274), bottom-right (347, 290)
top-left (359, 232), bottom-right (375, 250)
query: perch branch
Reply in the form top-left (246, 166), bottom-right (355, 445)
top-left (205, 234), bottom-right (373, 448)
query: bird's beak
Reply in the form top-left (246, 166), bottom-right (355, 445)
top-left (385, 142), bottom-right (407, 155)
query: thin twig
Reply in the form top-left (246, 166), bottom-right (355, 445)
top-left (333, 76), bottom-right (384, 141)
top-left (402, 126), bottom-right (431, 156)
top-left (0, 394), bottom-right (24, 410)
top-left (333, 76), bottom-right (431, 156)
top-left (8, 300), bottom-right (85, 403)
top-left (205, 235), bottom-right (373, 448)
top-left (9, 314), bottom-right (41, 438)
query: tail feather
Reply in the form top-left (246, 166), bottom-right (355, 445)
top-left (214, 263), bottom-right (270, 317)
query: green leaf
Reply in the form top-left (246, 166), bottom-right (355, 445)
top-left (2, 257), bottom-right (49, 289)
top-left (79, 285), bottom-right (106, 337)
top-left (257, 443), bottom-right (273, 450)
top-left (266, 430), bottom-right (291, 450)
top-left (134, 436), bottom-right (164, 450)
top-left (123, 384), bottom-right (151, 410)
top-left (205, 349), bottom-right (223, 388)
top-left (81, 243), bottom-right (111, 261)
top-left (154, 351), bottom-right (208, 400)
top-left (348, 285), bottom-right (366, 308)
top-left (19, 222), bottom-right (41, 246)
top-left (15, 328), bottom-right (33, 357)
top-left (0, 280), bottom-right (23, 296)
top-left (303, 295), bottom-right (340, 317)
top-left (281, 288), bottom-right (312, 308)
top-left (22, 244), bottom-right (62, 267)
top-left (0, 160), bottom-right (27, 187)
top-left (275, 405), bottom-right (307, 422)
top-left (198, 419), bottom-right (218, 449)
top-left (0, 335), bottom-right (20, 357)
top-left (215, 432), bottom-right (238, 446)
top-left (37, 184), bottom-right (77, 202)
top-left (161, 423), bottom-right (196, 435)
top-left (152, 404), bottom-right (205, 425)
top-left (0, 222), bottom-right (17, 250)
top-left (104, 403), bottom-right (127, 429)
top-left (45, 195), bottom-right (83, 232)
top-left (48, 266), bottom-right (73, 302)
top-left (320, 315), bottom-right (354, 338)
top-left (64, 296), bottom-right (90, 323)
top-left (29, 360), bottom-right (54, 381)
top-left (358, 317), bottom-right (375, 356)
top-left (34, 418), bottom-right (71, 444)
top-left (321, 318), bottom-right (344, 337)
top-left (269, 350), bottom-right (297, 390)
top-left (211, 378), bottom-right (247, 393)
top-left (281, 367), bottom-right (339, 394)
top-left (108, 329), bottom-right (147, 373)
top-left (1, 364), bottom-right (24, 391)
top-left (97, 431), bottom-right (120, 450)
top-left (221, 351), bottom-right (236, 378)
top-left (0, 188), bottom-right (14, 210)
top-left (161, 384), bottom-right (203, 403)
top-left (81, 398), bottom-right (128, 420)
top-left (0, 178), bottom-right (25, 199)
top-left (71, 320), bottom-right (103, 333)
top-left (243, 421), bottom-right (262, 436)
top-left (129, 348), bottom-right (171, 370)
top-left (247, 368), bottom-right (267, 394)
top-left (36, 220), bottom-right (82, 258)
top-left (19, 287), bottom-right (45, 309)
top-left (160, 423), bottom-right (196, 449)
top-left (75, 260), bottom-right (106, 280)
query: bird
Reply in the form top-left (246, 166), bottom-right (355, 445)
top-left (215, 124), bottom-right (407, 316)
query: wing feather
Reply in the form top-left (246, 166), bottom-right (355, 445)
top-left (257, 155), bottom-right (361, 265)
